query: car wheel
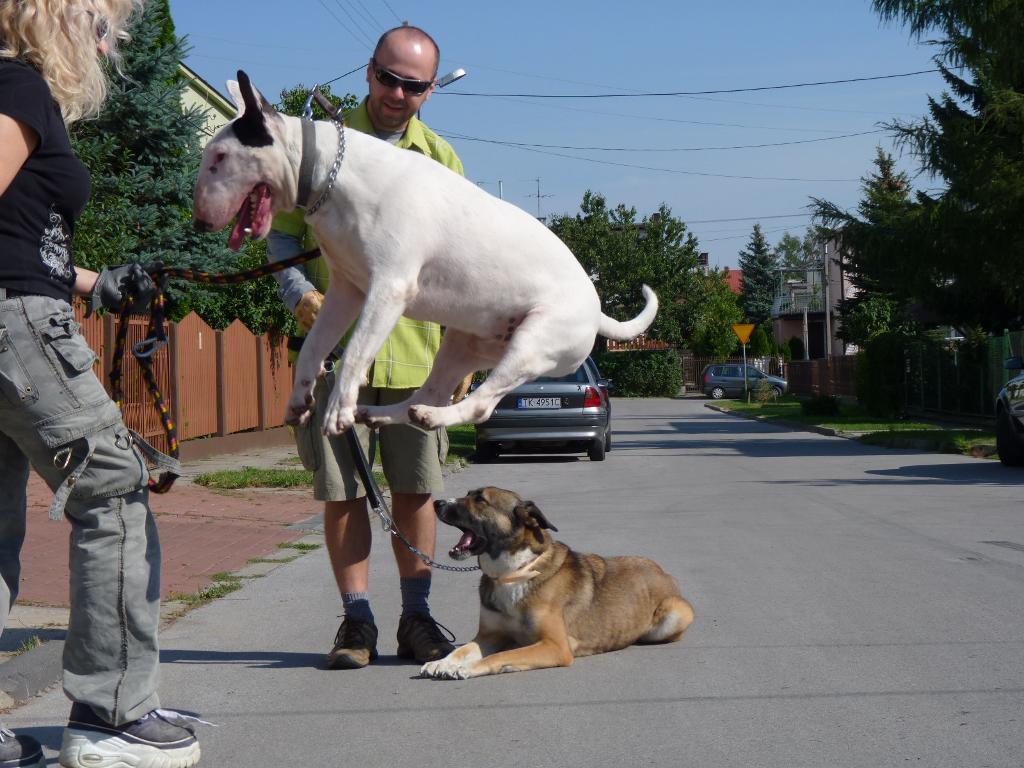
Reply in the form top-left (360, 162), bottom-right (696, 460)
top-left (604, 430), bottom-right (612, 452)
top-left (710, 386), bottom-right (726, 400)
top-left (588, 438), bottom-right (606, 462)
top-left (771, 386), bottom-right (783, 399)
top-left (996, 408), bottom-right (1024, 467)
top-left (474, 443), bottom-right (498, 464)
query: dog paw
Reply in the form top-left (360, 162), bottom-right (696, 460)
top-left (420, 658), bottom-right (470, 680)
top-left (355, 407), bottom-right (393, 429)
top-left (322, 405), bottom-right (356, 435)
top-left (284, 392), bottom-right (314, 426)
top-left (409, 404), bottom-right (443, 430)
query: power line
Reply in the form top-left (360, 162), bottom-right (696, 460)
top-left (687, 213), bottom-right (813, 224)
top-left (441, 69), bottom-right (940, 99)
top-left (380, 0), bottom-right (403, 24)
top-left (350, 0), bottom-right (385, 32)
top-left (331, 0), bottom-right (377, 47)
top-left (438, 129), bottom-right (885, 153)
top-left (442, 139), bottom-right (860, 183)
top-left (473, 95), bottom-right (879, 134)
top-left (317, 0), bottom-right (373, 51)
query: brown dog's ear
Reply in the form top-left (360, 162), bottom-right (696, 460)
top-left (514, 500), bottom-right (558, 532)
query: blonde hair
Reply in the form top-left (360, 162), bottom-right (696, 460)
top-left (0, 0), bottom-right (143, 123)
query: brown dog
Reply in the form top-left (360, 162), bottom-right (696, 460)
top-left (420, 487), bottom-right (694, 679)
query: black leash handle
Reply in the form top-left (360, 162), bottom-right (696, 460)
top-left (109, 247), bottom-right (323, 493)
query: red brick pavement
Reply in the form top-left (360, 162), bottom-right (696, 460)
top-left (18, 472), bottom-right (322, 607)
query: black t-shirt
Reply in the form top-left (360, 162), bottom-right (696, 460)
top-left (0, 58), bottom-right (89, 301)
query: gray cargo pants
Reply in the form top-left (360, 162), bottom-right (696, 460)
top-left (0, 292), bottom-right (169, 725)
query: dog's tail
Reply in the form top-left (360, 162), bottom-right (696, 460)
top-left (598, 284), bottom-right (659, 341)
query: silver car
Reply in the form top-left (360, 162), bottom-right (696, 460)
top-left (702, 363), bottom-right (787, 399)
top-left (474, 357), bottom-right (611, 462)
top-left (996, 356), bottom-right (1024, 467)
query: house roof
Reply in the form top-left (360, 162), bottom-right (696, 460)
top-left (723, 267), bottom-right (743, 294)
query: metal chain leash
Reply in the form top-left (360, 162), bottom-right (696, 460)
top-left (344, 429), bottom-right (479, 573)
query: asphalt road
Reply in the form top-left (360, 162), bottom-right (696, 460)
top-left (8, 398), bottom-right (1024, 767)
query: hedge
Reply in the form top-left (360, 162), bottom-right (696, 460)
top-left (593, 349), bottom-right (682, 397)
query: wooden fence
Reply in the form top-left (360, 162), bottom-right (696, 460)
top-left (786, 355), bottom-right (858, 398)
top-left (73, 303), bottom-right (291, 454)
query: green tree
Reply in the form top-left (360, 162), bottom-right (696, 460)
top-left (276, 83), bottom-right (357, 119)
top-left (749, 325), bottom-right (772, 357)
top-left (71, 0), bottom-right (242, 321)
top-left (774, 228), bottom-right (821, 277)
top-left (687, 269), bottom-right (743, 358)
top-left (819, 1), bottom-right (1024, 332)
top-left (548, 191), bottom-right (700, 349)
top-left (737, 223), bottom-right (778, 325)
top-left (815, 148), bottom-right (916, 346)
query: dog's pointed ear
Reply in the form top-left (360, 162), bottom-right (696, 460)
top-left (230, 70), bottom-right (275, 148)
top-left (514, 501), bottom-right (558, 532)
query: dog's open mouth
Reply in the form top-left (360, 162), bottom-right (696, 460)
top-left (449, 528), bottom-right (486, 560)
top-left (228, 183), bottom-right (273, 251)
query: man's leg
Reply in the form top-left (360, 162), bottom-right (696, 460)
top-left (379, 389), bottom-right (455, 662)
top-left (295, 375), bottom-right (380, 669)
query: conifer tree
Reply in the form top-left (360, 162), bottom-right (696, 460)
top-left (71, 0), bottom-right (249, 323)
top-left (816, 0), bottom-right (1024, 332)
top-left (737, 223), bottom-right (778, 325)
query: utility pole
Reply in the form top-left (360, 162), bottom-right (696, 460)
top-left (823, 241), bottom-right (832, 358)
top-left (527, 178), bottom-right (553, 219)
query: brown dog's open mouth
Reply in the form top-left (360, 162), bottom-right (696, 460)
top-left (228, 183), bottom-right (272, 251)
top-left (449, 529), bottom-right (487, 560)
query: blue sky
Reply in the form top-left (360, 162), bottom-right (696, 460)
top-left (170, 0), bottom-right (947, 269)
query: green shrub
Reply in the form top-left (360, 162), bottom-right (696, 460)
top-left (754, 377), bottom-right (777, 403)
top-left (593, 349), bottom-right (682, 397)
top-left (856, 331), bottom-right (906, 417)
top-left (801, 394), bottom-right (840, 416)
top-left (788, 335), bottom-right (805, 361)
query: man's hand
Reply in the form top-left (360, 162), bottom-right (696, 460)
top-left (88, 263), bottom-right (156, 316)
top-left (294, 290), bottom-right (324, 331)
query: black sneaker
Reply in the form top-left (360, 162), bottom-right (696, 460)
top-left (326, 616), bottom-right (379, 669)
top-left (59, 703), bottom-right (202, 768)
top-left (0, 727), bottom-right (43, 768)
top-left (396, 613), bottom-right (456, 663)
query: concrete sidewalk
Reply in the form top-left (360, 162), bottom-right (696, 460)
top-left (1, 428), bottom-right (326, 709)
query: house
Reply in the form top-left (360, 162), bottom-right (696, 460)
top-left (770, 237), bottom-right (854, 359)
top-left (723, 267), bottom-right (742, 294)
top-left (179, 62), bottom-right (234, 147)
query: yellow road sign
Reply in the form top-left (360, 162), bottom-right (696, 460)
top-left (731, 323), bottom-right (755, 344)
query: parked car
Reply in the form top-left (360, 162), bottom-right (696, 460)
top-left (474, 356), bottom-right (612, 462)
top-left (996, 356), bottom-right (1024, 466)
top-left (701, 363), bottom-right (787, 399)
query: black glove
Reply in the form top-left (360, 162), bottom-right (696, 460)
top-left (88, 263), bottom-right (156, 316)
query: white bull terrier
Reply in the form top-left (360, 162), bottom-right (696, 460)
top-left (192, 71), bottom-right (658, 434)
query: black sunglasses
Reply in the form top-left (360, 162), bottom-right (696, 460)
top-left (371, 60), bottom-right (433, 96)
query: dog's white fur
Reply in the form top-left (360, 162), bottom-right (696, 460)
top-left (193, 74), bottom-right (658, 434)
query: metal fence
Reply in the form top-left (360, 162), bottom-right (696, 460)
top-left (779, 331), bottom-right (1023, 418)
top-left (74, 303), bottom-right (291, 453)
top-left (680, 353), bottom-right (787, 388)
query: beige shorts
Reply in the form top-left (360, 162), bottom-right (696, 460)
top-left (293, 375), bottom-right (447, 502)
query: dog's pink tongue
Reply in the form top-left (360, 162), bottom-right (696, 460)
top-left (449, 531), bottom-right (476, 557)
top-left (228, 218), bottom-right (247, 251)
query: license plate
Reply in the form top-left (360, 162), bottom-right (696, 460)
top-left (517, 397), bottom-right (561, 409)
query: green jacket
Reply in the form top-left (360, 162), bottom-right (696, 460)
top-left (271, 99), bottom-right (464, 388)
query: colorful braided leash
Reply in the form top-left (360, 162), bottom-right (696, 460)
top-left (108, 248), bottom-right (322, 493)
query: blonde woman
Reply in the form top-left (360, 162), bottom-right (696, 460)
top-left (0, 3), bottom-right (201, 767)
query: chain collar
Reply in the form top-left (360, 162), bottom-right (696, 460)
top-left (306, 117), bottom-right (346, 216)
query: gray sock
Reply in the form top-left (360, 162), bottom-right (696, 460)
top-left (400, 577), bottom-right (431, 617)
top-left (342, 592), bottom-right (374, 623)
